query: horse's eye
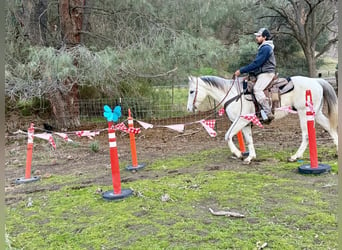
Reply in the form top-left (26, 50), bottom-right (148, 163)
top-left (190, 90), bottom-right (194, 94)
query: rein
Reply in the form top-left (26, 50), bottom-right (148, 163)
top-left (193, 77), bottom-right (239, 113)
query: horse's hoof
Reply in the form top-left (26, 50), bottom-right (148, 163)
top-left (242, 160), bottom-right (251, 165)
top-left (287, 157), bottom-right (296, 162)
top-left (230, 155), bottom-right (243, 160)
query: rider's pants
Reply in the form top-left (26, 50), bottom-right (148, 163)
top-left (254, 72), bottom-right (275, 102)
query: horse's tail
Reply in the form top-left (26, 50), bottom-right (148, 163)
top-left (318, 79), bottom-right (338, 130)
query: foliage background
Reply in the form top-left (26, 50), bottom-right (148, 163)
top-left (5, 0), bottom-right (338, 126)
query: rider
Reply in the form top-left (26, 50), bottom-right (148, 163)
top-left (234, 28), bottom-right (276, 123)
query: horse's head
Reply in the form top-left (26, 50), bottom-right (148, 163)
top-left (187, 76), bottom-right (207, 112)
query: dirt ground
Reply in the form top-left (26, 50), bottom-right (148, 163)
top-left (5, 112), bottom-right (336, 206)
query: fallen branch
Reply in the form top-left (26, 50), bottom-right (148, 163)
top-left (209, 207), bottom-right (245, 218)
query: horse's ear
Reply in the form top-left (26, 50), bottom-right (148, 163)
top-left (188, 76), bottom-right (193, 82)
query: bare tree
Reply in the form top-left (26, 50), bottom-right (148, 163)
top-left (262, 0), bottom-right (337, 77)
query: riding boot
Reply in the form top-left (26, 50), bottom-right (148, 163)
top-left (259, 98), bottom-right (274, 124)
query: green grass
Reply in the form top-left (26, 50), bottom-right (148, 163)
top-left (6, 146), bottom-right (337, 249)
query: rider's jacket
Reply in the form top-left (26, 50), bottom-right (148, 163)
top-left (239, 40), bottom-right (276, 76)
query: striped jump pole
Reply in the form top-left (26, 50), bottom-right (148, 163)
top-left (15, 123), bottom-right (40, 184)
top-left (102, 119), bottom-right (133, 201)
top-left (126, 109), bottom-right (146, 171)
top-left (237, 130), bottom-right (249, 157)
top-left (298, 90), bottom-right (331, 174)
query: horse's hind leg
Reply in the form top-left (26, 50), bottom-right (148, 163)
top-left (289, 111), bottom-right (308, 162)
top-left (315, 111), bottom-right (338, 149)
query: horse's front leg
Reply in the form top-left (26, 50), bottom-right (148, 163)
top-left (289, 111), bottom-right (308, 162)
top-left (226, 135), bottom-right (243, 159)
top-left (225, 121), bottom-right (255, 164)
top-left (241, 125), bottom-right (256, 163)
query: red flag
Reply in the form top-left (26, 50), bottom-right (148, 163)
top-left (240, 114), bottom-right (264, 128)
top-left (200, 120), bottom-right (217, 137)
top-left (218, 108), bottom-right (225, 116)
top-left (203, 119), bottom-right (216, 129)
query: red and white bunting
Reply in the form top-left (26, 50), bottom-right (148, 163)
top-left (240, 114), bottom-right (264, 128)
top-left (163, 124), bottom-right (185, 133)
top-left (218, 108), bottom-right (225, 116)
top-left (275, 105), bottom-right (298, 114)
top-left (200, 120), bottom-right (217, 137)
top-left (54, 132), bottom-right (73, 142)
top-left (75, 130), bottom-right (100, 139)
top-left (35, 133), bottom-right (56, 149)
top-left (114, 122), bottom-right (141, 134)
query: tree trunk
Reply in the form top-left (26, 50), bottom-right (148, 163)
top-left (49, 0), bottom-right (84, 128)
top-left (303, 47), bottom-right (317, 77)
top-left (48, 78), bottom-right (81, 128)
top-left (59, 0), bottom-right (84, 45)
top-left (20, 0), bottom-right (48, 45)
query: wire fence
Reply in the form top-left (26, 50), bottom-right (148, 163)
top-left (78, 95), bottom-right (230, 130)
top-left (6, 77), bottom-right (337, 132)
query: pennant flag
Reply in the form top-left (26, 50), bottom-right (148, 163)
top-left (75, 130), bottom-right (100, 139)
top-left (200, 120), bottom-right (217, 137)
top-left (54, 132), bottom-right (73, 142)
top-left (240, 114), bottom-right (264, 128)
top-left (49, 135), bottom-right (56, 149)
top-left (218, 108), bottom-right (225, 116)
top-left (203, 119), bottom-right (216, 129)
top-left (275, 105), bottom-right (298, 114)
top-left (114, 122), bottom-right (127, 131)
top-left (137, 120), bottom-right (154, 129)
top-left (34, 133), bottom-right (56, 149)
top-left (114, 122), bottom-right (141, 134)
top-left (163, 124), bottom-right (185, 133)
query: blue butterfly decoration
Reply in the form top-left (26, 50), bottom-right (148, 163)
top-left (103, 105), bottom-right (122, 122)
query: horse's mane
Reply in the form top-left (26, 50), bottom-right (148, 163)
top-left (199, 76), bottom-right (231, 91)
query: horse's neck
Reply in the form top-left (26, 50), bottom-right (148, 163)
top-left (205, 81), bottom-right (238, 103)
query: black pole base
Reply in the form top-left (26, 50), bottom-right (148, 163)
top-left (126, 163), bottom-right (146, 172)
top-left (15, 176), bottom-right (40, 185)
top-left (102, 189), bottom-right (133, 201)
top-left (298, 163), bottom-right (331, 174)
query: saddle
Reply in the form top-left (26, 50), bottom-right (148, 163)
top-left (243, 73), bottom-right (294, 118)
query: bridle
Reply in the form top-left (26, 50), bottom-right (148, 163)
top-left (192, 77), bottom-right (238, 112)
top-left (192, 77), bottom-right (199, 110)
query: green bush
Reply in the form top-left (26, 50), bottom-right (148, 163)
top-left (90, 140), bottom-right (99, 153)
